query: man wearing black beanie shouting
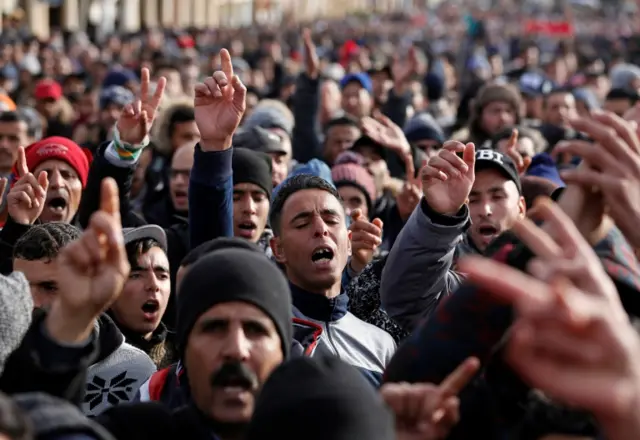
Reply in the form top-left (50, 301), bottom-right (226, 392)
top-left (232, 148), bottom-right (273, 255)
top-left (99, 248), bottom-right (293, 440)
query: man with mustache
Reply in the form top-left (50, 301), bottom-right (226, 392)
top-left (98, 247), bottom-right (293, 440)
top-left (381, 143), bottom-right (526, 332)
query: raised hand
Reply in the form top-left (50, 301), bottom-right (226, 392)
top-left (396, 159), bottom-right (423, 221)
top-left (381, 357), bottom-right (480, 440)
top-left (361, 112), bottom-right (412, 159)
top-left (420, 141), bottom-right (475, 216)
top-left (392, 46), bottom-right (425, 91)
top-left (116, 67), bottom-right (166, 145)
top-left (457, 254), bottom-right (640, 435)
top-left (349, 209), bottom-right (383, 274)
top-left (512, 198), bottom-right (622, 315)
top-left (8, 146), bottom-right (48, 225)
top-left (302, 28), bottom-right (319, 79)
top-left (501, 129), bottom-right (531, 175)
top-left (555, 112), bottom-right (640, 249)
top-left (48, 178), bottom-right (130, 343)
top-left (195, 48), bottom-right (247, 151)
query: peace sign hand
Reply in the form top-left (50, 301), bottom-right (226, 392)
top-left (195, 49), bottom-right (247, 151)
top-left (8, 146), bottom-right (48, 225)
top-left (116, 68), bottom-right (166, 145)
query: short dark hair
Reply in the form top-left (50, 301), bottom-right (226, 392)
top-left (125, 238), bottom-right (165, 269)
top-left (322, 115), bottom-right (359, 136)
top-left (542, 87), bottom-right (572, 103)
top-left (180, 237), bottom-right (261, 268)
top-left (168, 106), bottom-right (195, 136)
top-left (0, 111), bottom-right (26, 125)
top-left (14, 223), bottom-right (82, 262)
top-left (269, 174), bottom-right (341, 236)
top-left (155, 61), bottom-right (180, 74)
top-left (606, 87), bottom-right (640, 103)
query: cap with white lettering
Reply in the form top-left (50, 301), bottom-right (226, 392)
top-left (474, 149), bottom-right (522, 193)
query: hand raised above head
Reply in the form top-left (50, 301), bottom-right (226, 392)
top-left (48, 178), bottom-right (130, 344)
top-left (8, 146), bottom-right (48, 225)
top-left (116, 67), bottom-right (166, 146)
top-left (420, 141), bottom-right (475, 216)
top-left (349, 209), bottom-right (383, 274)
top-left (194, 48), bottom-right (247, 152)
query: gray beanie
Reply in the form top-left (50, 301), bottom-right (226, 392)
top-left (243, 101), bottom-right (294, 138)
top-left (610, 64), bottom-right (640, 93)
top-left (0, 271), bottom-right (33, 375)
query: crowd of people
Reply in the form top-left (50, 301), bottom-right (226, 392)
top-left (0, 4), bottom-right (640, 440)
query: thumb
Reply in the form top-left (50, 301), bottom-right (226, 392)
top-left (350, 209), bottom-right (362, 222)
top-left (372, 217), bottom-right (384, 230)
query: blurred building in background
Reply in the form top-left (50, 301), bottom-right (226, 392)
top-left (14, 0), bottom-right (414, 39)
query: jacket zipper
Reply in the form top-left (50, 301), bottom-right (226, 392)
top-left (325, 322), bottom-right (341, 359)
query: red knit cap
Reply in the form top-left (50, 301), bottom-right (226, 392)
top-left (24, 137), bottom-right (90, 187)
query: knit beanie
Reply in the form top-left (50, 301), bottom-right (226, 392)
top-left (233, 148), bottom-right (273, 199)
top-left (243, 99), bottom-right (294, 137)
top-left (0, 271), bottom-right (32, 375)
top-left (404, 112), bottom-right (445, 144)
top-left (13, 392), bottom-right (116, 440)
top-left (331, 152), bottom-right (376, 212)
top-left (24, 137), bottom-right (90, 187)
top-left (100, 85), bottom-right (134, 110)
top-left (473, 83), bottom-right (522, 118)
top-left (177, 248), bottom-right (292, 359)
top-left (245, 356), bottom-right (395, 440)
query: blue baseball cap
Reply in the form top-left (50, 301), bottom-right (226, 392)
top-left (339, 73), bottom-right (372, 94)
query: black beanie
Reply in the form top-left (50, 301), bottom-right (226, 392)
top-left (245, 357), bottom-right (395, 440)
top-left (177, 248), bottom-right (292, 359)
top-left (233, 148), bottom-right (273, 199)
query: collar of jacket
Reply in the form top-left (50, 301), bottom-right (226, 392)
top-left (93, 314), bottom-right (125, 365)
top-left (115, 319), bottom-right (168, 355)
top-left (290, 282), bottom-right (348, 322)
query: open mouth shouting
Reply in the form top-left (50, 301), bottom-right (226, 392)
top-left (172, 189), bottom-right (188, 206)
top-left (141, 299), bottom-right (161, 322)
top-left (236, 220), bottom-right (258, 239)
top-left (475, 223), bottom-right (501, 247)
top-left (311, 245), bottom-right (335, 270)
top-left (44, 194), bottom-right (69, 219)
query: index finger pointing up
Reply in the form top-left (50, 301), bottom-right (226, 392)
top-left (438, 357), bottom-right (480, 397)
top-left (16, 146), bottom-right (28, 178)
top-left (220, 49), bottom-right (234, 85)
top-left (100, 177), bottom-right (120, 217)
top-left (507, 128), bottom-right (519, 151)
